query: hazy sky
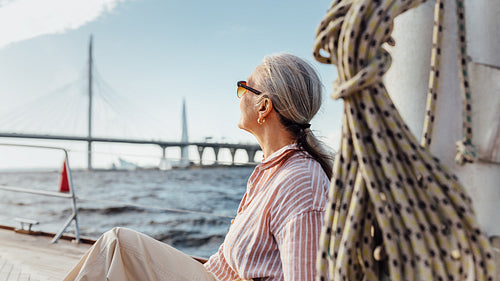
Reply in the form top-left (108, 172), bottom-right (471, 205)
top-left (0, 0), bottom-right (343, 169)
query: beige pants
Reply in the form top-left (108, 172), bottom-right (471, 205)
top-left (64, 227), bottom-right (219, 281)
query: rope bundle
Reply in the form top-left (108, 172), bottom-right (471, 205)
top-left (312, 0), bottom-right (494, 280)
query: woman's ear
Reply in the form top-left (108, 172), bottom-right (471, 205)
top-left (258, 98), bottom-right (273, 120)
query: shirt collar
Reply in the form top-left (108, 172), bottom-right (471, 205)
top-left (257, 143), bottom-right (300, 170)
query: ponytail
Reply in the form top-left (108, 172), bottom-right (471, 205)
top-left (279, 115), bottom-right (333, 178)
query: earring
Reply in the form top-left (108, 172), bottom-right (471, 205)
top-left (257, 118), bottom-right (265, 125)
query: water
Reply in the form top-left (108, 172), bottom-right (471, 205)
top-left (0, 167), bottom-right (253, 258)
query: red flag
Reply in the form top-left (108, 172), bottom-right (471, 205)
top-left (59, 160), bottom-right (70, 193)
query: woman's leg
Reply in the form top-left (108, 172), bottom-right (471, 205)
top-left (64, 227), bottom-right (218, 281)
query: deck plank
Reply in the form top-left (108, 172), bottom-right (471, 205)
top-left (0, 260), bottom-right (13, 280)
top-left (6, 264), bottom-right (20, 281)
top-left (0, 228), bottom-right (91, 281)
top-left (0, 258), bottom-right (8, 278)
top-left (18, 272), bottom-right (30, 281)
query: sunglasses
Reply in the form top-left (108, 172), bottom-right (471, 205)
top-left (237, 81), bottom-right (262, 98)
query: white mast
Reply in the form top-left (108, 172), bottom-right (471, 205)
top-left (384, 0), bottom-right (500, 235)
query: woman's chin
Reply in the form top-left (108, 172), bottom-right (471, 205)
top-left (237, 124), bottom-right (253, 135)
top-left (237, 121), bottom-right (246, 131)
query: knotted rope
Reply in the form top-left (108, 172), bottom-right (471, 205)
top-left (420, 0), bottom-right (477, 164)
top-left (313, 0), bottom-right (494, 280)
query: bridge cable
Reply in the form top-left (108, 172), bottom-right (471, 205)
top-left (91, 65), bottom-right (170, 140)
top-left (0, 76), bottom-right (87, 134)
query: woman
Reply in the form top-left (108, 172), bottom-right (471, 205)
top-left (64, 53), bottom-right (332, 281)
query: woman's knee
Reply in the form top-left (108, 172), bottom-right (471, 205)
top-left (106, 227), bottom-right (156, 250)
top-left (99, 227), bottom-right (136, 245)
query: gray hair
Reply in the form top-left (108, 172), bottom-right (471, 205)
top-left (254, 53), bottom-right (333, 178)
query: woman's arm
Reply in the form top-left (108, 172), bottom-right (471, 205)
top-left (275, 210), bottom-right (324, 281)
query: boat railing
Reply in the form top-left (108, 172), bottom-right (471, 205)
top-left (0, 143), bottom-right (80, 243)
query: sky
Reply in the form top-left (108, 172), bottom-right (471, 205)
top-left (0, 0), bottom-right (343, 169)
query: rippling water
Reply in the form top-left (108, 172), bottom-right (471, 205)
top-left (0, 167), bottom-right (253, 257)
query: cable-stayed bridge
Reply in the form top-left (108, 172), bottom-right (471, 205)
top-left (0, 36), bottom-right (260, 169)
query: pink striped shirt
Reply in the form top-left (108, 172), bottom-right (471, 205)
top-left (204, 144), bottom-right (330, 281)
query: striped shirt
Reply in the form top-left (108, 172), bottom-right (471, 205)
top-left (204, 144), bottom-right (330, 281)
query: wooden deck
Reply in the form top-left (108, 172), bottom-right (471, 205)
top-left (0, 227), bottom-right (91, 281)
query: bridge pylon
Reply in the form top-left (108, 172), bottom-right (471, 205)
top-left (179, 98), bottom-right (189, 168)
top-left (87, 35), bottom-right (94, 170)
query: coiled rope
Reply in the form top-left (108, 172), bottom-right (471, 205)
top-left (420, 0), bottom-right (477, 164)
top-left (312, 0), bottom-right (494, 280)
